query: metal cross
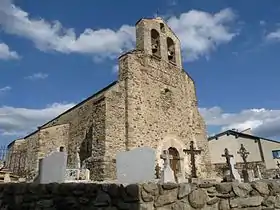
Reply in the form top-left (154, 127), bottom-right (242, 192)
top-left (237, 144), bottom-right (250, 167)
top-left (183, 141), bottom-right (202, 178)
top-left (237, 144), bottom-right (250, 183)
top-left (222, 148), bottom-right (234, 180)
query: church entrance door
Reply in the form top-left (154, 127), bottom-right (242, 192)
top-left (168, 147), bottom-right (180, 182)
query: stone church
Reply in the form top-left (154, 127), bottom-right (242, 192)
top-left (7, 17), bottom-right (212, 181)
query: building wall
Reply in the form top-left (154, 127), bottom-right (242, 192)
top-left (6, 139), bottom-right (27, 176)
top-left (260, 139), bottom-right (280, 169)
top-left (117, 18), bottom-right (211, 178)
top-left (209, 135), bottom-right (262, 164)
top-left (38, 124), bottom-right (69, 159)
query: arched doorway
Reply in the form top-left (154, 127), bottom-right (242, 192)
top-left (168, 147), bottom-right (180, 182)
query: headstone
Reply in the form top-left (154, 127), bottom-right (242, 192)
top-left (160, 150), bottom-right (176, 183)
top-left (4, 173), bottom-right (11, 183)
top-left (248, 169), bottom-right (255, 182)
top-left (116, 147), bottom-right (156, 184)
top-left (38, 151), bottom-right (67, 184)
top-left (257, 165), bottom-right (262, 179)
top-left (229, 156), bottom-right (241, 182)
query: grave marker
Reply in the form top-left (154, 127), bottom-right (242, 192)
top-left (237, 144), bottom-right (250, 183)
top-left (183, 141), bottom-right (202, 178)
top-left (38, 150), bottom-right (67, 184)
top-left (116, 147), bottom-right (156, 184)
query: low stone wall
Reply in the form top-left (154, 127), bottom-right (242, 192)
top-left (1, 180), bottom-right (280, 209)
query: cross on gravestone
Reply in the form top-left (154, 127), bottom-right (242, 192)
top-left (159, 150), bottom-right (176, 183)
top-left (160, 150), bottom-right (172, 167)
top-left (183, 141), bottom-right (203, 178)
top-left (237, 144), bottom-right (250, 183)
top-left (221, 148), bottom-right (235, 181)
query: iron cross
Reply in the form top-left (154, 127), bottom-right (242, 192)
top-left (222, 148), bottom-right (234, 180)
top-left (183, 141), bottom-right (202, 178)
top-left (237, 144), bottom-right (250, 168)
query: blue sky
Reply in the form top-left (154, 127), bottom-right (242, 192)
top-left (1, 0), bottom-right (280, 145)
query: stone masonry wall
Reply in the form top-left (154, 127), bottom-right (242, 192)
top-left (118, 51), bottom-right (212, 178)
top-left (1, 181), bottom-right (280, 209)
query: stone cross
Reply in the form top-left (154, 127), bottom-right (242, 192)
top-left (237, 144), bottom-right (250, 183)
top-left (160, 150), bottom-right (172, 167)
top-left (160, 150), bottom-right (176, 183)
top-left (183, 141), bottom-right (202, 178)
top-left (222, 148), bottom-right (235, 181)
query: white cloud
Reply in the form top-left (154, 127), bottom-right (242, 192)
top-left (0, 102), bottom-right (75, 137)
top-left (0, 0), bottom-right (237, 61)
top-left (0, 42), bottom-right (19, 60)
top-left (0, 86), bottom-right (11, 93)
top-left (168, 8), bottom-right (237, 61)
top-left (199, 107), bottom-right (280, 138)
top-left (24, 72), bottom-right (48, 80)
top-left (266, 29), bottom-right (280, 41)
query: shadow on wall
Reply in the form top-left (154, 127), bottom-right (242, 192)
top-left (78, 98), bottom-right (107, 181)
top-left (0, 183), bottom-right (142, 209)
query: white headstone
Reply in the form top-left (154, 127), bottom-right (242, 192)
top-left (257, 165), bottom-right (262, 179)
top-left (39, 151), bottom-right (67, 184)
top-left (4, 173), bottom-right (11, 183)
top-left (116, 147), bottom-right (156, 184)
top-left (229, 156), bottom-right (241, 182)
top-left (160, 150), bottom-right (176, 183)
top-left (248, 169), bottom-right (255, 182)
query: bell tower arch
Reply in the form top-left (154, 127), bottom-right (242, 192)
top-left (135, 17), bottom-right (182, 69)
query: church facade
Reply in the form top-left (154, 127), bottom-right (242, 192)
top-left (7, 17), bottom-right (212, 181)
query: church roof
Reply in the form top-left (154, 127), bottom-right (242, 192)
top-left (208, 129), bottom-right (280, 144)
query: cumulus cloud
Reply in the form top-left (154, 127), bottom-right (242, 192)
top-left (199, 107), bottom-right (280, 139)
top-left (24, 72), bottom-right (48, 80)
top-left (0, 42), bottom-right (19, 60)
top-left (168, 8), bottom-right (237, 61)
top-left (0, 102), bottom-right (75, 137)
top-left (0, 86), bottom-right (11, 93)
top-left (0, 0), bottom-right (237, 61)
top-left (266, 29), bottom-right (280, 41)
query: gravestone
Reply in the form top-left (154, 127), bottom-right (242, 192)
top-left (38, 151), bottom-right (67, 184)
top-left (257, 165), bottom-right (262, 179)
top-left (229, 156), bottom-right (241, 182)
top-left (116, 147), bottom-right (156, 184)
top-left (160, 150), bottom-right (176, 184)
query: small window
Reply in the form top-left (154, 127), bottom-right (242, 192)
top-left (167, 37), bottom-right (176, 63)
top-left (272, 150), bottom-right (280, 159)
top-left (160, 23), bottom-right (165, 33)
top-left (151, 29), bottom-right (161, 57)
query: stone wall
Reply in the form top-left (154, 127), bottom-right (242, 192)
top-left (1, 181), bottom-right (280, 209)
top-left (118, 50), bottom-right (212, 178)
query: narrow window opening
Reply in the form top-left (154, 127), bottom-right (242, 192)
top-left (151, 29), bottom-right (161, 57)
top-left (167, 37), bottom-right (176, 64)
top-left (160, 23), bottom-right (165, 33)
